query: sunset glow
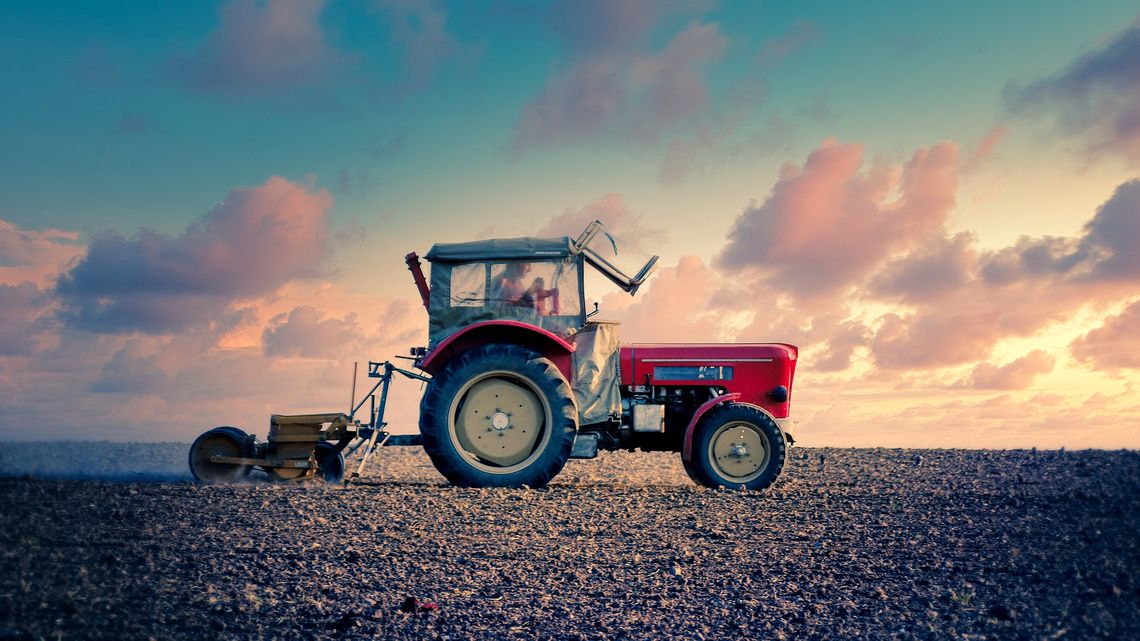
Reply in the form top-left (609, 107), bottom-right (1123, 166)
top-left (1, 1), bottom-right (1137, 447)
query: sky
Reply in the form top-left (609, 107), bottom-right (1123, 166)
top-left (1, 0), bottom-right (1138, 448)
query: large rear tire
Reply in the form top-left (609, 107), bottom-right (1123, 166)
top-left (189, 426), bottom-right (253, 483)
top-left (420, 344), bottom-right (577, 488)
top-left (682, 404), bottom-right (786, 490)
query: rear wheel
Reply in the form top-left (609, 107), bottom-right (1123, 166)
top-left (420, 344), bottom-right (577, 487)
top-left (189, 426), bottom-right (253, 483)
top-left (683, 404), bottom-right (786, 490)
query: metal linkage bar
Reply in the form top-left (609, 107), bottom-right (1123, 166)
top-left (342, 360), bottom-right (432, 484)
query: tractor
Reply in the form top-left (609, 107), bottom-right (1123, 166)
top-left (189, 221), bottom-right (798, 490)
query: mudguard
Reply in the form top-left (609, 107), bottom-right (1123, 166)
top-left (680, 394), bottom-right (741, 461)
top-left (418, 320), bottom-right (575, 382)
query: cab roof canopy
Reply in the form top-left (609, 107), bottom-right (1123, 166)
top-left (425, 237), bottom-right (575, 263)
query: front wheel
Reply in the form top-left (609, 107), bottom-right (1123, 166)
top-left (683, 404), bottom-right (786, 490)
top-left (419, 344), bottom-right (577, 488)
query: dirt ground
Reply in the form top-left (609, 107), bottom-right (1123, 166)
top-left (1, 444), bottom-right (1138, 640)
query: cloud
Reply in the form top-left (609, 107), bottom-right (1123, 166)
top-left (659, 125), bottom-right (718, 183)
top-left (605, 254), bottom-right (727, 342)
top-left (962, 125), bottom-right (1007, 174)
top-left (605, 143), bottom-right (1140, 379)
top-left (373, 0), bottom-right (459, 92)
top-left (512, 60), bottom-right (627, 148)
top-left (0, 283), bottom-right (53, 356)
top-left (655, 22), bottom-right (820, 184)
top-left (1070, 300), bottom-right (1140, 370)
top-left (1005, 18), bottom-right (1140, 164)
top-left (169, 0), bottom-right (341, 96)
top-left (631, 21), bottom-right (728, 138)
top-left (535, 193), bottom-right (664, 253)
top-left (658, 116), bottom-right (794, 184)
top-left (262, 306), bottom-right (362, 358)
top-left (958, 350), bottom-right (1056, 390)
top-left (545, 0), bottom-right (694, 54)
top-left (512, 6), bottom-right (725, 151)
top-left (755, 20), bottom-right (819, 68)
top-left (868, 177), bottom-right (1140, 370)
top-left (56, 176), bottom-right (333, 334)
top-left (0, 219), bottom-right (84, 286)
top-left (805, 313), bottom-right (869, 373)
top-left (1079, 179), bottom-right (1140, 281)
top-left (716, 139), bottom-right (959, 298)
top-left (870, 232), bottom-right (975, 303)
top-left (977, 179), bottom-right (1140, 286)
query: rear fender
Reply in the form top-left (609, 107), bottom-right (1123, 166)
top-left (419, 321), bottom-right (575, 381)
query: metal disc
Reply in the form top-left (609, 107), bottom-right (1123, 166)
top-left (454, 377), bottom-right (544, 468)
top-left (708, 421), bottom-right (770, 484)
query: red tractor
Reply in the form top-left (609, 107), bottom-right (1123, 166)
top-left (405, 221), bottom-right (798, 490)
top-left (189, 222), bottom-right (798, 490)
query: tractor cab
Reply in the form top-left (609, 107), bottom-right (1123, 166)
top-left (423, 237), bottom-right (587, 347)
top-left (410, 221), bottom-right (660, 348)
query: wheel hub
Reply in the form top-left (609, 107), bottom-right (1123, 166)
top-left (454, 377), bottom-right (544, 467)
top-left (709, 422), bottom-right (770, 483)
top-left (490, 411), bottom-right (511, 431)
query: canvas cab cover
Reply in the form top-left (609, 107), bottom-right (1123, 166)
top-left (424, 236), bottom-right (587, 345)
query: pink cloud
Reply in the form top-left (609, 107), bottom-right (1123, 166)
top-left (606, 254), bottom-right (726, 342)
top-left (958, 350), bottom-right (1056, 390)
top-left (0, 220), bottom-right (83, 287)
top-left (535, 193), bottom-right (664, 253)
top-left (804, 313), bottom-right (869, 373)
top-left (1070, 300), bottom-right (1140, 370)
top-left (263, 306), bottom-right (363, 358)
top-left (601, 146), bottom-right (1140, 380)
top-left (962, 125), bottom-right (1007, 174)
top-left (716, 139), bottom-right (959, 298)
top-left (870, 232), bottom-right (975, 303)
top-left (869, 179), bottom-right (1140, 370)
top-left (0, 283), bottom-right (54, 356)
top-left (170, 0), bottom-right (340, 96)
top-left (56, 176), bottom-right (333, 334)
top-left (0, 285), bottom-right (430, 441)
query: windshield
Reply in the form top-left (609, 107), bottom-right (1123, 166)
top-left (430, 257), bottom-right (585, 345)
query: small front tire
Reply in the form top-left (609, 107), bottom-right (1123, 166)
top-left (683, 404), bottom-right (786, 491)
